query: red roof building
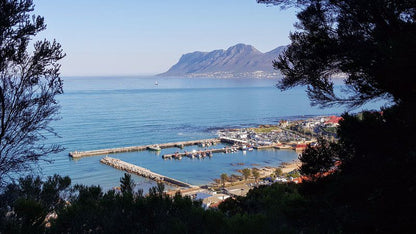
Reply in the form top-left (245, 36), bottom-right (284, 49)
top-left (326, 116), bottom-right (343, 125)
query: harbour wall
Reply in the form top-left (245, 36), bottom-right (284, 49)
top-left (70, 138), bottom-right (220, 158)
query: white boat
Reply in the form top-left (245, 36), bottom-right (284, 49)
top-left (154, 81), bottom-right (158, 86)
top-left (148, 145), bottom-right (161, 151)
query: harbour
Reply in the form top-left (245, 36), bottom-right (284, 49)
top-left (67, 118), bottom-right (327, 190)
top-left (70, 136), bottom-right (305, 160)
top-left (38, 77), bottom-right (377, 191)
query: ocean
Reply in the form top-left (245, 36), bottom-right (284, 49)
top-left (36, 76), bottom-right (384, 192)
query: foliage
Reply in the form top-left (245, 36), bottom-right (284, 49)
top-left (253, 1), bottom-right (416, 230)
top-left (274, 167), bottom-right (283, 177)
top-left (119, 173), bottom-right (135, 195)
top-left (259, 0), bottom-right (416, 108)
top-left (220, 173), bottom-right (228, 188)
top-left (51, 179), bottom-right (227, 233)
top-left (240, 168), bottom-right (251, 181)
top-left (0, 174), bottom-right (71, 233)
top-left (299, 138), bottom-right (338, 179)
top-left (251, 125), bottom-right (280, 133)
top-left (251, 169), bottom-right (260, 183)
top-left (296, 106), bottom-right (415, 232)
top-left (219, 182), bottom-right (306, 233)
top-left (0, 0), bottom-right (65, 185)
top-left (286, 170), bottom-right (301, 179)
top-left (321, 126), bottom-right (337, 134)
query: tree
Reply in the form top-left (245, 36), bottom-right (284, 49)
top-left (220, 173), bottom-right (228, 188)
top-left (258, 0), bottom-right (416, 108)
top-left (0, 0), bottom-right (65, 185)
top-left (120, 173), bottom-right (135, 195)
top-left (252, 169), bottom-right (260, 183)
top-left (299, 138), bottom-right (338, 179)
top-left (241, 168), bottom-right (251, 181)
top-left (274, 167), bottom-right (283, 178)
top-left (0, 174), bottom-right (71, 233)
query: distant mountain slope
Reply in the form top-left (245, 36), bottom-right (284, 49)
top-left (158, 44), bottom-right (286, 78)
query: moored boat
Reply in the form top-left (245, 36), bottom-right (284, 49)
top-left (148, 145), bottom-right (161, 151)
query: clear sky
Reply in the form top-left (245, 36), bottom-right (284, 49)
top-left (34, 0), bottom-right (298, 76)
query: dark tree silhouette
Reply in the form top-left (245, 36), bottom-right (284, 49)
top-left (258, 0), bottom-right (416, 108)
top-left (0, 174), bottom-right (71, 233)
top-left (120, 173), bottom-right (135, 195)
top-left (0, 0), bottom-right (65, 185)
top-left (299, 138), bottom-right (338, 179)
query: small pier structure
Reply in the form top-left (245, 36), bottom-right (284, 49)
top-left (219, 137), bottom-right (248, 145)
top-left (162, 148), bottom-right (235, 160)
top-left (70, 138), bottom-right (220, 158)
top-left (100, 157), bottom-right (193, 188)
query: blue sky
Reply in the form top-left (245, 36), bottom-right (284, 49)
top-left (34, 0), bottom-right (298, 76)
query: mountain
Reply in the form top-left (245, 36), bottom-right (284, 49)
top-left (158, 43), bottom-right (286, 78)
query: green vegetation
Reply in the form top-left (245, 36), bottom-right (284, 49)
top-left (240, 168), bottom-right (251, 181)
top-left (251, 125), bottom-right (281, 134)
top-left (274, 168), bottom-right (283, 177)
top-left (321, 126), bottom-right (337, 134)
top-left (252, 169), bottom-right (260, 183)
top-left (220, 173), bottom-right (228, 188)
top-left (299, 138), bottom-right (337, 179)
top-left (286, 170), bottom-right (301, 179)
top-left (0, 174), bottom-right (303, 233)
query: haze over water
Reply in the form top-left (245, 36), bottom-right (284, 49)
top-left (39, 76), bottom-right (384, 191)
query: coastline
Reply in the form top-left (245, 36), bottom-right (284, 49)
top-left (166, 159), bottom-right (302, 197)
top-left (207, 159), bottom-right (301, 189)
top-left (280, 160), bottom-right (302, 174)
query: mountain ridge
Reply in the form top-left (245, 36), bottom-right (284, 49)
top-left (158, 43), bottom-right (286, 78)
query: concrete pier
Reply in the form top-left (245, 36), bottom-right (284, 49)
top-left (70, 138), bottom-right (220, 158)
top-left (162, 148), bottom-right (234, 159)
top-left (219, 137), bottom-right (248, 145)
top-left (100, 157), bottom-right (193, 188)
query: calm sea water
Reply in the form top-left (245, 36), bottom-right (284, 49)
top-left (36, 76), bottom-right (384, 191)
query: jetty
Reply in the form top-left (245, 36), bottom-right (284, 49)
top-left (162, 147), bottom-right (237, 160)
top-left (100, 157), bottom-right (193, 188)
top-left (219, 137), bottom-right (248, 145)
top-left (70, 138), bottom-right (220, 158)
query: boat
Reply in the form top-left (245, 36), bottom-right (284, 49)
top-left (154, 81), bottom-right (158, 86)
top-left (148, 145), bottom-right (161, 151)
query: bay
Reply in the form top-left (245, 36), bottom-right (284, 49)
top-left (37, 76), bottom-right (385, 192)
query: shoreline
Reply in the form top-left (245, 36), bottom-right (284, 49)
top-left (167, 159), bottom-right (302, 195)
top-left (210, 159), bottom-right (301, 187)
top-left (166, 159), bottom-right (302, 196)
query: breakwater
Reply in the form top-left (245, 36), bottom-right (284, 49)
top-left (70, 138), bottom-right (220, 158)
top-left (100, 157), bottom-right (193, 188)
